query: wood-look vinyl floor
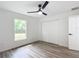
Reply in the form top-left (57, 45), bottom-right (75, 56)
top-left (0, 41), bottom-right (79, 58)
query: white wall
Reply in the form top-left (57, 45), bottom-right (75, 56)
top-left (0, 8), bottom-right (79, 52)
top-left (41, 17), bottom-right (68, 47)
top-left (40, 10), bottom-right (79, 47)
top-left (0, 9), bottom-right (40, 52)
top-left (40, 11), bottom-right (70, 47)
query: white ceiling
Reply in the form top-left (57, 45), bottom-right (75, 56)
top-left (0, 1), bottom-right (79, 18)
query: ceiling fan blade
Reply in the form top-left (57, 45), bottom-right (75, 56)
top-left (42, 12), bottom-right (47, 16)
top-left (42, 1), bottom-right (49, 9)
top-left (27, 10), bottom-right (39, 13)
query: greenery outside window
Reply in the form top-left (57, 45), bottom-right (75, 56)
top-left (15, 19), bottom-right (27, 41)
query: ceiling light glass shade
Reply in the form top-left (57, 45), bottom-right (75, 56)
top-left (38, 11), bottom-right (42, 15)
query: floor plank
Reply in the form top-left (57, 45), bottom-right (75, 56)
top-left (0, 41), bottom-right (79, 58)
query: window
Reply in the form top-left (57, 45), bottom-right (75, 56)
top-left (15, 19), bottom-right (27, 41)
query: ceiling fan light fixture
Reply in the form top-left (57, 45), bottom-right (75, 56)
top-left (38, 11), bottom-right (42, 15)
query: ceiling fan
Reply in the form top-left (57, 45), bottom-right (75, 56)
top-left (27, 1), bottom-right (49, 16)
